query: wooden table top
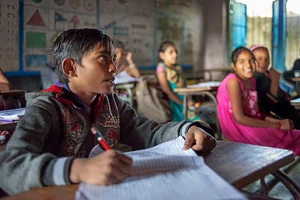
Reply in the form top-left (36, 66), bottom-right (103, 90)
top-left (203, 141), bottom-right (294, 189)
top-left (174, 86), bottom-right (218, 93)
top-left (292, 77), bottom-right (300, 81)
top-left (2, 141), bottom-right (294, 200)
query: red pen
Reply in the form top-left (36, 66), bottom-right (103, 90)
top-left (91, 127), bottom-right (111, 150)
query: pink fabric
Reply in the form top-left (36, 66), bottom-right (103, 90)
top-left (217, 73), bottom-right (300, 155)
top-left (249, 44), bottom-right (266, 51)
top-left (156, 64), bottom-right (166, 75)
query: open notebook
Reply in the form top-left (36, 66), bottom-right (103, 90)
top-left (0, 108), bottom-right (26, 123)
top-left (75, 137), bottom-right (245, 200)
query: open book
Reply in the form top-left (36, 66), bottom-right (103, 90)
top-left (0, 108), bottom-right (26, 123)
top-left (75, 137), bottom-right (245, 200)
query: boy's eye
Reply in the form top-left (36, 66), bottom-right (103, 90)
top-left (99, 55), bottom-right (108, 61)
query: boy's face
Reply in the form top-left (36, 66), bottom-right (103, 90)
top-left (69, 42), bottom-right (116, 99)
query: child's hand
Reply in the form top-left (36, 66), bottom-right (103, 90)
top-left (125, 52), bottom-right (133, 64)
top-left (279, 119), bottom-right (294, 130)
top-left (183, 125), bottom-right (216, 152)
top-left (70, 150), bottom-right (132, 185)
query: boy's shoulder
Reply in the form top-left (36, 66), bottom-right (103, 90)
top-left (25, 90), bottom-right (57, 107)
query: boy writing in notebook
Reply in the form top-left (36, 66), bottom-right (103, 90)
top-left (0, 28), bottom-right (216, 195)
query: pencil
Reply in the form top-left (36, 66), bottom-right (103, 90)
top-left (91, 127), bottom-right (111, 150)
top-left (270, 111), bottom-right (283, 120)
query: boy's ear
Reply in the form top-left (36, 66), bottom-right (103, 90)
top-left (62, 58), bottom-right (77, 77)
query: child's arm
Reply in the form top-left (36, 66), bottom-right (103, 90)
top-left (124, 52), bottom-right (140, 78)
top-left (228, 78), bottom-right (281, 129)
top-left (268, 68), bottom-right (280, 96)
top-left (156, 71), bottom-right (183, 104)
top-left (0, 69), bottom-right (11, 90)
top-left (114, 93), bottom-right (216, 151)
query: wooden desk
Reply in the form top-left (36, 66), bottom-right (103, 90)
top-left (195, 67), bottom-right (231, 81)
top-left (291, 98), bottom-right (300, 110)
top-left (174, 85), bottom-right (220, 138)
top-left (0, 90), bottom-right (25, 97)
top-left (2, 141), bottom-right (296, 200)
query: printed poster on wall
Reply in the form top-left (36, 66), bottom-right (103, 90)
top-left (0, 0), bottom-right (19, 72)
top-left (23, 0), bottom-right (97, 71)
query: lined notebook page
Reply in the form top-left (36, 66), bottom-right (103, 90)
top-left (75, 137), bottom-right (245, 200)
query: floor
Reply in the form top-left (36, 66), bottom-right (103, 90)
top-left (243, 157), bottom-right (300, 200)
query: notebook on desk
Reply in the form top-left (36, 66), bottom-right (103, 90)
top-left (0, 108), bottom-right (26, 123)
top-left (75, 137), bottom-right (245, 200)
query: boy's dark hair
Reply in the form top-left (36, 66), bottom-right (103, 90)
top-left (231, 46), bottom-right (255, 64)
top-left (158, 41), bottom-right (176, 61)
top-left (51, 28), bottom-right (113, 84)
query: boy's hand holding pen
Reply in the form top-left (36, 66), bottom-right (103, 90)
top-left (69, 127), bottom-right (132, 185)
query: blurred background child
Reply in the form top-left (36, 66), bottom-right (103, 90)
top-left (156, 41), bottom-right (199, 122)
top-left (0, 69), bottom-right (11, 91)
top-left (114, 40), bottom-right (140, 84)
top-left (280, 58), bottom-right (300, 96)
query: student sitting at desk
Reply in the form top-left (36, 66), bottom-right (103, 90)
top-left (217, 46), bottom-right (300, 155)
top-left (280, 58), bottom-right (300, 96)
top-left (156, 41), bottom-right (201, 122)
top-left (0, 28), bottom-right (216, 195)
top-left (114, 40), bottom-right (140, 84)
top-left (0, 68), bottom-right (11, 91)
top-left (250, 45), bottom-right (300, 129)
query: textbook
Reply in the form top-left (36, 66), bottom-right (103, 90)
top-left (75, 137), bottom-right (245, 200)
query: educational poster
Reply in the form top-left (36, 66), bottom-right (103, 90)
top-left (99, 0), bottom-right (154, 66)
top-left (23, 0), bottom-right (97, 71)
top-left (99, 0), bottom-right (195, 66)
top-left (0, 0), bottom-right (19, 72)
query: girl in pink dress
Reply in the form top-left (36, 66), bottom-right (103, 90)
top-left (217, 46), bottom-right (300, 155)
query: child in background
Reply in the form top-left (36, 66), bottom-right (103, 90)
top-left (114, 40), bottom-right (140, 83)
top-left (280, 58), bottom-right (300, 96)
top-left (0, 69), bottom-right (11, 91)
top-left (217, 46), bottom-right (300, 155)
top-left (250, 45), bottom-right (300, 129)
top-left (0, 28), bottom-right (216, 195)
top-left (156, 41), bottom-right (200, 122)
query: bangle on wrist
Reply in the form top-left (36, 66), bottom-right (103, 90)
top-left (128, 63), bottom-right (135, 68)
top-left (276, 121), bottom-right (281, 129)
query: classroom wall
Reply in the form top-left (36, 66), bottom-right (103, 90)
top-left (197, 0), bottom-right (229, 80)
top-left (0, 0), bottom-right (229, 91)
